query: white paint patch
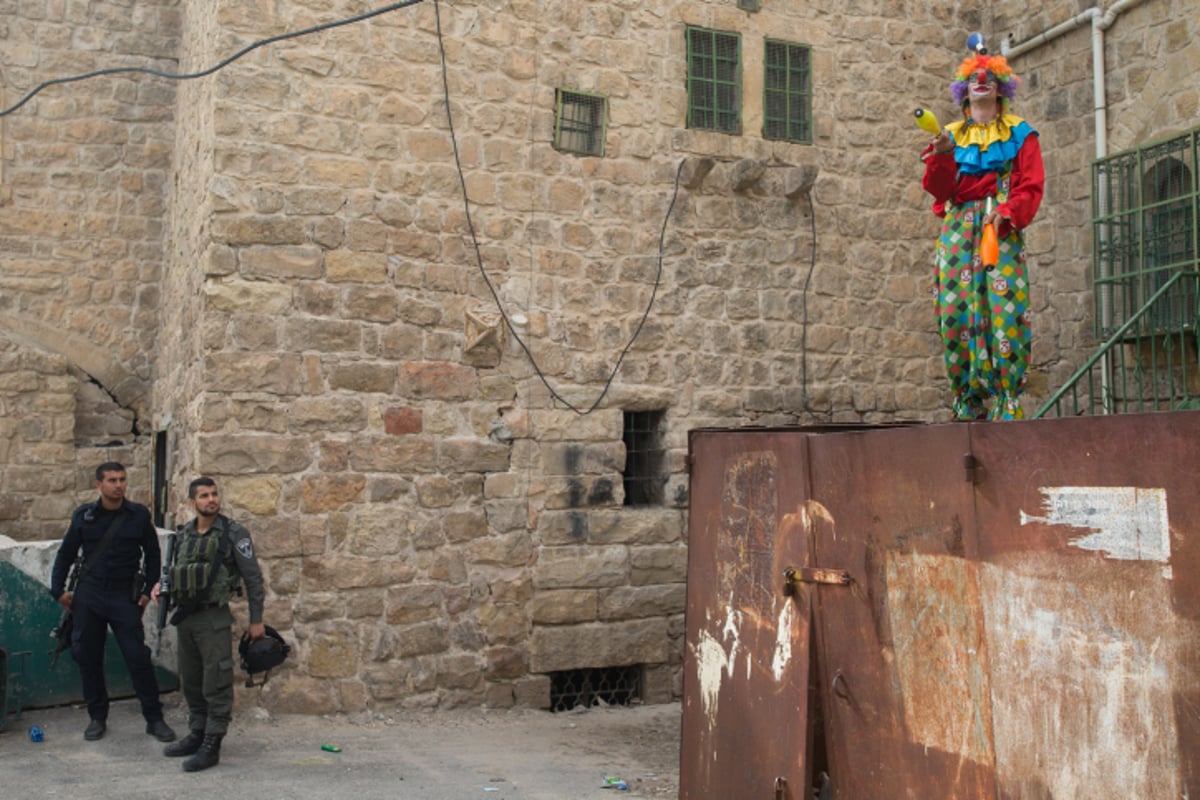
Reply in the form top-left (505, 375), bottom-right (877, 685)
top-left (1020, 486), bottom-right (1170, 565)
top-left (694, 605), bottom-right (741, 730)
top-left (771, 599), bottom-right (795, 680)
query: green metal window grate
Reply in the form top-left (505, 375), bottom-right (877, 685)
top-left (548, 666), bottom-right (643, 712)
top-left (686, 26), bottom-right (741, 134)
top-left (554, 89), bottom-right (606, 157)
top-left (1093, 127), bottom-right (1200, 339)
top-left (763, 39), bottom-right (812, 144)
top-left (622, 410), bottom-right (666, 507)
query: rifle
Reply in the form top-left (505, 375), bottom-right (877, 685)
top-left (155, 532), bottom-right (178, 657)
top-left (49, 555), bottom-right (82, 668)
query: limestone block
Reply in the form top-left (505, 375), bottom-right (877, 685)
top-left (288, 397), bottom-right (367, 434)
top-left (530, 588), bottom-right (598, 625)
top-left (477, 603), bottom-right (527, 644)
top-left (484, 645), bottom-right (526, 680)
top-left (529, 618), bottom-right (668, 672)
top-left (301, 555), bottom-right (415, 590)
top-left (347, 504), bottom-right (412, 557)
top-left (320, 251), bottom-right (388, 284)
top-left (512, 675), bottom-right (552, 709)
top-left (534, 545), bottom-right (627, 589)
top-left (198, 433), bottom-right (312, 475)
top-left (598, 584), bottom-right (686, 621)
top-left (386, 584), bottom-right (444, 625)
top-left (437, 438), bottom-right (511, 472)
top-left (630, 545), bottom-right (688, 585)
top-left (440, 653), bottom-right (485, 690)
top-left (309, 629), bottom-right (360, 679)
top-left (587, 508), bottom-right (683, 545)
top-left (204, 353), bottom-right (303, 395)
top-left (467, 532), bottom-right (535, 568)
top-left (348, 436), bottom-right (437, 472)
top-left (383, 406), bottom-right (423, 435)
top-left (443, 509), bottom-right (488, 542)
top-left (398, 361), bottom-right (477, 401)
top-left (240, 245), bottom-right (323, 280)
top-left (481, 498), bottom-right (527, 534)
top-left (541, 441), bottom-right (625, 475)
top-left (256, 674), bottom-right (340, 715)
top-left (295, 592), bottom-right (345, 623)
top-left (300, 473), bottom-right (365, 513)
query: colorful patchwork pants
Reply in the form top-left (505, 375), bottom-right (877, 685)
top-left (933, 199), bottom-right (1030, 420)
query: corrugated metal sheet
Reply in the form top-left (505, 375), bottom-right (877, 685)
top-left (682, 414), bottom-right (1200, 799)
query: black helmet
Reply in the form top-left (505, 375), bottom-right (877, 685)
top-left (239, 625), bottom-right (290, 686)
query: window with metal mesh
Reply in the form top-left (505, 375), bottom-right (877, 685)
top-left (554, 90), bottom-right (606, 157)
top-left (737, 0), bottom-right (762, 11)
top-left (622, 410), bottom-right (666, 507)
top-left (548, 666), bottom-right (643, 712)
top-left (686, 26), bottom-right (741, 134)
top-left (763, 40), bottom-right (812, 144)
top-left (1093, 127), bottom-right (1199, 338)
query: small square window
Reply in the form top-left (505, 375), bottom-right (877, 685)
top-left (554, 90), bottom-right (606, 157)
top-left (763, 40), bottom-right (812, 144)
top-left (737, 0), bottom-right (762, 11)
top-left (623, 410), bottom-right (666, 506)
top-left (686, 27), bottom-right (741, 134)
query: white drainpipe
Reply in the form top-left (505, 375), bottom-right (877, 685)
top-left (1001, 0), bottom-right (1151, 412)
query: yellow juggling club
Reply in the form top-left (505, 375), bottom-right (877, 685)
top-left (913, 108), bottom-right (941, 135)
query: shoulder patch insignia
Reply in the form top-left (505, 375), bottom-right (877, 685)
top-left (236, 538), bottom-right (254, 559)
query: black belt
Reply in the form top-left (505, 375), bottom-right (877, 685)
top-left (79, 574), bottom-right (137, 590)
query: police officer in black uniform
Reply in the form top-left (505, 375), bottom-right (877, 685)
top-left (50, 462), bottom-right (177, 743)
top-left (152, 476), bottom-right (266, 772)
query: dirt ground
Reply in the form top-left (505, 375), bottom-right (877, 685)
top-left (1, 695), bottom-right (682, 800)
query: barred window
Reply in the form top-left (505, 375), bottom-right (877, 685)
top-left (622, 410), bottom-right (666, 507)
top-left (554, 89), bottom-right (606, 157)
top-left (686, 26), bottom-right (741, 134)
top-left (1093, 127), bottom-right (1199, 338)
top-left (763, 40), bottom-right (812, 144)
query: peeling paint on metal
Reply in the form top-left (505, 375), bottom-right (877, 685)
top-left (886, 552), bottom-right (993, 765)
top-left (1019, 486), bottom-right (1170, 568)
top-left (694, 604), bottom-right (741, 732)
top-left (980, 564), bottom-right (1183, 800)
top-left (771, 598), bottom-right (794, 680)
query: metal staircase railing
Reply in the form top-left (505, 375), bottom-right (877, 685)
top-left (1035, 271), bottom-right (1200, 418)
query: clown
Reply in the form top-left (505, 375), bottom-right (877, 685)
top-left (921, 39), bottom-right (1044, 421)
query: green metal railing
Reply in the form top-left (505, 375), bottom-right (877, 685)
top-left (1035, 271), bottom-right (1200, 418)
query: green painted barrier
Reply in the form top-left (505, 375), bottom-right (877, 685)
top-left (0, 562), bottom-right (177, 713)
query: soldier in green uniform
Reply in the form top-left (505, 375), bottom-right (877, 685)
top-left (152, 476), bottom-right (266, 772)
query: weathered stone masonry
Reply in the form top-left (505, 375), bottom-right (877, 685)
top-left (2, 0), bottom-right (1198, 712)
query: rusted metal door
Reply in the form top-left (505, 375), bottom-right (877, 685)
top-left (680, 431), bottom-right (815, 800)
top-left (683, 414), bottom-right (1200, 799)
top-left (969, 412), bottom-right (1200, 800)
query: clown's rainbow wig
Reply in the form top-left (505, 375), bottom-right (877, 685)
top-left (949, 54), bottom-right (1019, 108)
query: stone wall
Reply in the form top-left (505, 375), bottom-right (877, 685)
top-left (3, 0), bottom-right (1198, 713)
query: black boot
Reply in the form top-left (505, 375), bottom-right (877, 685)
top-left (182, 733), bottom-right (223, 772)
top-left (164, 730), bottom-right (204, 757)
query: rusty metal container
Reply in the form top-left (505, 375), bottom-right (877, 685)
top-left (681, 414), bottom-right (1200, 799)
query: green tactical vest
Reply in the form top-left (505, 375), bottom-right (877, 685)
top-left (171, 529), bottom-right (235, 607)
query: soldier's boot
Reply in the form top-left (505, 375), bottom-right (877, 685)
top-left (182, 733), bottom-right (223, 772)
top-left (164, 729), bottom-right (205, 757)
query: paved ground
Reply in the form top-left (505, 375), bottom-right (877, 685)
top-left (1, 695), bottom-right (682, 799)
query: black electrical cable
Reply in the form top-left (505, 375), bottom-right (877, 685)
top-left (433, 0), bottom-right (680, 416)
top-left (0, 0), bottom-right (427, 117)
top-left (800, 188), bottom-right (819, 416)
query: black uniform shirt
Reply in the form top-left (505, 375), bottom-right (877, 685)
top-left (50, 499), bottom-right (161, 599)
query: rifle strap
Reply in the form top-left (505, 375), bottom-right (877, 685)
top-left (76, 507), bottom-right (129, 584)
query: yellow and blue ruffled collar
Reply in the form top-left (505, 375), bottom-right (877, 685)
top-left (946, 113), bottom-right (1036, 175)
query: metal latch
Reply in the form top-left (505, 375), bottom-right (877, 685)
top-left (784, 566), bottom-right (851, 595)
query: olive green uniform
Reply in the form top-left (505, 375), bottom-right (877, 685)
top-left (170, 514), bottom-right (265, 737)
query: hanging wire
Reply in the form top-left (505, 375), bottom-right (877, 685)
top-left (433, 0), bottom-right (681, 416)
top-left (0, 0), bottom-right (428, 117)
